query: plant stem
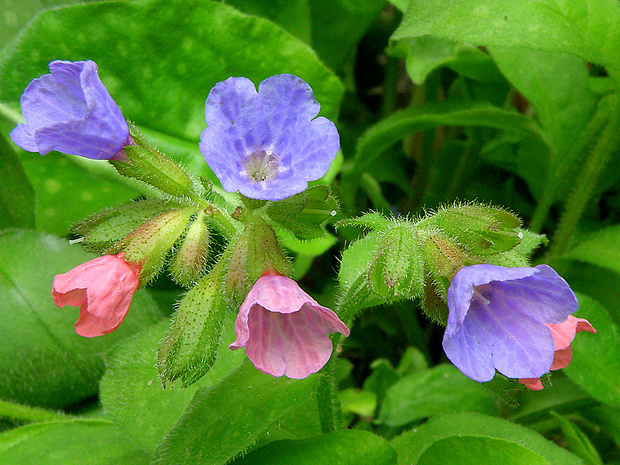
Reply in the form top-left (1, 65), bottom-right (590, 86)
top-left (445, 128), bottom-right (480, 200)
top-left (549, 94), bottom-right (620, 257)
top-left (530, 102), bottom-right (612, 232)
top-left (316, 356), bottom-right (343, 433)
top-left (381, 56), bottom-right (400, 119)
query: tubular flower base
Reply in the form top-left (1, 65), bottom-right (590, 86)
top-left (199, 74), bottom-right (339, 201)
top-left (10, 60), bottom-right (131, 160)
top-left (442, 264), bottom-right (580, 383)
top-left (519, 315), bottom-right (596, 390)
top-left (52, 252), bottom-right (142, 337)
top-left (230, 275), bottom-right (350, 379)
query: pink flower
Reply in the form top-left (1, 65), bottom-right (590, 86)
top-left (519, 315), bottom-right (596, 390)
top-left (52, 252), bottom-right (142, 337)
top-left (229, 275), bottom-right (350, 379)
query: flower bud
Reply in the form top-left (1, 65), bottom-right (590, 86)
top-left (224, 215), bottom-right (291, 303)
top-left (423, 232), bottom-right (469, 279)
top-left (111, 123), bottom-right (194, 198)
top-left (170, 211), bottom-right (210, 287)
top-left (368, 225), bottom-right (424, 300)
top-left (158, 268), bottom-right (227, 386)
top-left (431, 204), bottom-right (521, 255)
top-left (119, 207), bottom-right (193, 283)
top-left (71, 198), bottom-right (171, 253)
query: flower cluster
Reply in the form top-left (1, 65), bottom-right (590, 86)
top-left (13, 59), bottom-right (595, 388)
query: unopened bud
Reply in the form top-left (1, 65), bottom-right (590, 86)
top-left (157, 268), bottom-right (226, 386)
top-left (423, 233), bottom-right (469, 279)
top-left (120, 207), bottom-right (193, 283)
top-left (431, 204), bottom-right (521, 255)
top-left (224, 215), bottom-right (291, 302)
top-left (368, 225), bottom-right (424, 299)
top-left (170, 211), bottom-right (210, 287)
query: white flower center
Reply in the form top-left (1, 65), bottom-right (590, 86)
top-left (243, 150), bottom-right (279, 183)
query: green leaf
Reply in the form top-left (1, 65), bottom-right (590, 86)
top-left (564, 293), bottom-right (620, 406)
top-left (0, 0), bottom-right (344, 179)
top-left (490, 48), bottom-right (597, 163)
top-left (232, 429), bottom-right (398, 465)
top-left (264, 186), bottom-right (338, 240)
top-left (153, 360), bottom-right (319, 464)
top-left (417, 436), bottom-right (549, 465)
top-left (0, 420), bottom-right (151, 464)
top-left (17, 152), bottom-right (139, 236)
top-left (0, 229), bottom-right (163, 409)
top-left (100, 316), bottom-right (245, 454)
top-left (222, 0), bottom-right (312, 43)
top-left (391, 412), bottom-right (583, 465)
top-left (309, 0), bottom-right (388, 70)
top-left (550, 412), bottom-right (603, 465)
top-left (0, 133), bottom-right (34, 229)
top-left (354, 101), bottom-right (547, 175)
top-left (392, 0), bottom-right (620, 70)
top-left (378, 364), bottom-right (498, 427)
top-left (563, 224), bottom-right (620, 275)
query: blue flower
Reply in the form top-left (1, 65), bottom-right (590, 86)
top-left (442, 264), bottom-right (578, 383)
top-left (199, 75), bottom-right (339, 201)
top-left (10, 60), bottom-right (130, 160)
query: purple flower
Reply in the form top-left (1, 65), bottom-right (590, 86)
top-left (10, 60), bottom-right (130, 160)
top-left (199, 75), bottom-right (339, 201)
top-left (229, 275), bottom-right (349, 379)
top-left (442, 264), bottom-right (578, 383)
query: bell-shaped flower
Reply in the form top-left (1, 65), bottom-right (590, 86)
top-left (10, 60), bottom-right (131, 160)
top-left (52, 252), bottom-right (142, 337)
top-left (230, 275), bottom-right (349, 378)
top-left (199, 74), bottom-right (339, 201)
top-left (442, 264), bottom-right (579, 383)
top-left (519, 315), bottom-right (596, 390)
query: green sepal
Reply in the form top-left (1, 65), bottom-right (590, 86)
top-left (170, 211), bottom-right (211, 287)
top-left (157, 266), bottom-right (227, 387)
top-left (70, 198), bottom-right (173, 253)
top-left (368, 225), bottom-right (424, 300)
top-left (263, 186), bottom-right (338, 240)
top-left (422, 232), bottom-right (470, 279)
top-left (224, 214), bottom-right (291, 303)
top-left (337, 211), bottom-right (394, 232)
top-left (118, 207), bottom-right (194, 284)
top-left (428, 203), bottom-right (522, 255)
top-left (421, 273), bottom-right (449, 325)
top-left (111, 123), bottom-right (194, 198)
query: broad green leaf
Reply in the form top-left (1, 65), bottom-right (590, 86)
top-left (391, 412), bottom-right (583, 465)
top-left (0, 133), bottom-right (34, 229)
top-left (392, 0), bottom-right (620, 70)
top-left (417, 436), bottom-right (549, 465)
top-left (100, 314), bottom-right (245, 454)
top-left (0, 420), bottom-right (151, 464)
top-left (564, 293), bottom-right (620, 406)
top-left (0, 0), bottom-right (100, 51)
top-left (563, 224), bottom-right (620, 275)
top-left (0, 0), bottom-right (344, 179)
top-left (223, 0), bottom-right (312, 43)
top-left (0, 229), bottom-right (163, 409)
top-left (154, 360), bottom-right (319, 465)
top-left (490, 48), bottom-right (597, 162)
top-left (354, 101), bottom-right (547, 174)
top-left (378, 364), bottom-right (498, 427)
top-left (309, 0), bottom-right (388, 70)
top-left (17, 152), bottom-right (139, 236)
top-left (232, 430), bottom-right (398, 465)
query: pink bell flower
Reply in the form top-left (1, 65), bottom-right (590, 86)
top-left (230, 275), bottom-right (350, 379)
top-left (52, 252), bottom-right (142, 337)
top-left (519, 315), bottom-right (596, 390)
